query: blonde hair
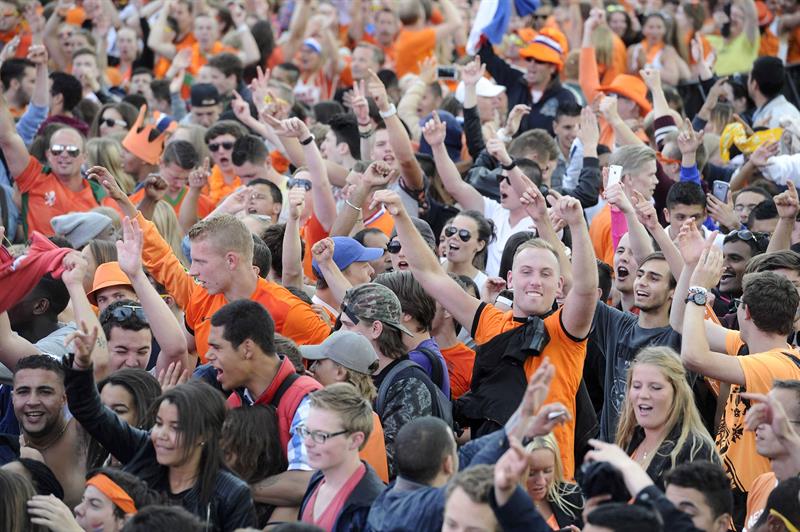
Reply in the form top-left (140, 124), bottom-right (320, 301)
top-left (525, 434), bottom-right (582, 519)
top-left (188, 214), bottom-right (253, 263)
top-left (591, 25), bottom-right (614, 68)
top-left (85, 138), bottom-right (136, 194)
top-left (615, 347), bottom-right (718, 470)
top-left (309, 383), bottom-right (374, 450)
top-left (609, 144), bottom-right (656, 175)
top-left (152, 200), bottom-right (188, 267)
top-left (341, 367), bottom-right (378, 402)
top-left (513, 238), bottom-right (560, 265)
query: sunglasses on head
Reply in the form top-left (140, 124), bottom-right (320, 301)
top-left (50, 144), bottom-right (81, 157)
top-left (101, 304), bottom-right (146, 324)
top-left (386, 240), bottom-right (402, 254)
top-left (208, 141), bottom-right (234, 152)
top-left (727, 229), bottom-right (769, 246)
top-left (287, 177), bottom-right (312, 191)
top-left (444, 225), bottom-right (472, 242)
top-left (100, 117), bottom-right (127, 128)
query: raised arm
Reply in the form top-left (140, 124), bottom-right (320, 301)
top-left (42, 0), bottom-right (69, 71)
top-left (229, 6), bottom-right (259, 66)
top-left (633, 192), bottom-right (683, 279)
top-left (422, 112), bottom-right (485, 211)
top-left (311, 238), bottom-right (352, 308)
top-left (767, 183), bottom-right (799, 253)
top-left (433, 0), bottom-right (463, 42)
top-left (0, 93), bottom-right (33, 178)
top-left (554, 195), bottom-right (598, 339)
top-left (116, 216), bottom-right (189, 377)
top-left (329, 162), bottom-right (395, 237)
top-left (640, 67), bottom-right (669, 120)
top-left (579, 9), bottom-right (605, 105)
top-left (599, 95), bottom-right (643, 146)
top-left (0, 312), bottom-right (40, 369)
top-left (605, 182), bottom-right (654, 265)
top-left (179, 159), bottom-right (210, 233)
top-left (146, 0), bottom-right (178, 59)
top-left (366, 69), bottom-right (424, 191)
top-left (281, 187), bottom-right (306, 288)
top-left (373, 189), bottom-right (481, 331)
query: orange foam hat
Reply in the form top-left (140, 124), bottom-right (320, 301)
top-left (122, 105), bottom-right (169, 166)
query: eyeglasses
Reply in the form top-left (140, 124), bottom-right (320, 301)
top-left (532, 13), bottom-right (549, 20)
top-left (496, 173), bottom-right (510, 185)
top-left (101, 305), bottom-right (146, 324)
top-left (50, 144), bottom-right (81, 157)
top-left (386, 240), bottom-right (402, 254)
top-left (444, 226), bottom-right (472, 242)
top-left (100, 117), bottom-right (127, 128)
top-left (208, 141), bottom-right (234, 152)
top-left (294, 424), bottom-right (349, 444)
top-left (733, 298), bottom-right (745, 310)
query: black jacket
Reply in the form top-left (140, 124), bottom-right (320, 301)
top-left (299, 462), bottom-right (386, 532)
top-left (64, 363), bottom-right (257, 532)
top-left (478, 41), bottom-right (576, 136)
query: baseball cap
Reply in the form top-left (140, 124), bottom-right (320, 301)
top-left (303, 38), bottom-right (322, 54)
top-left (342, 283), bottom-right (414, 336)
top-left (87, 262), bottom-right (134, 306)
top-left (418, 110), bottom-right (463, 162)
top-left (390, 217), bottom-right (436, 251)
top-left (454, 77), bottom-right (506, 103)
top-left (300, 330), bottom-right (379, 374)
top-left (311, 236), bottom-right (384, 277)
top-left (191, 83), bottom-right (220, 108)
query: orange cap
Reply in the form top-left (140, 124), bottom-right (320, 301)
top-left (87, 262), bottom-right (133, 306)
top-left (599, 74), bottom-right (652, 117)
top-left (122, 105), bottom-right (168, 166)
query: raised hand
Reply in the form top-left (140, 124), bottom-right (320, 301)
top-left (287, 186), bottom-right (307, 221)
top-left (689, 238), bottom-right (724, 289)
top-left (64, 321), bottom-right (100, 369)
top-left (90, 166), bottom-right (128, 202)
top-left (638, 67), bottom-right (661, 91)
top-left (370, 189), bottom-right (406, 216)
top-left (116, 216), bottom-right (145, 277)
top-left (26, 44), bottom-right (48, 66)
top-left (217, 186), bottom-right (249, 215)
top-left (421, 111), bottom-right (447, 146)
top-left (265, 116), bottom-right (311, 139)
top-left (459, 56), bottom-right (485, 87)
top-left (418, 55), bottom-right (438, 85)
top-left (632, 191), bottom-right (659, 231)
top-left (749, 141), bottom-right (779, 168)
top-left (350, 79), bottom-right (370, 125)
top-left (504, 104), bottom-right (531, 138)
top-left (578, 106), bottom-right (600, 148)
top-left (143, 174), bottom-right (169, 201)
top-left (552, 195), bottom-right (584, 227)
top-left (28, 494), bottom-right (83, 532)
top-left (481, 277), bottom-right (507, 303)
top-left (361, 161), bottom-right (396, 192)
top-left (230, 90), bottom-right (253, 123)
top-left (22, 3), bottom-right (46, 37)
top-left (676, 118), bottom-right (704, 156)
top-left (188, 158), bottom-right (211, 190)
top-left (249, 65), bottom-right (272, 112)
top-left (518, 185), bottom-right (549, 223)
top-left (366, 69), bottom-right (390, 111)
top-left (676, 218), bottom-right (706, 265)
top-left (599, 95), bottom-right (619, 122)
top-left (706, 192), bottom-right (739, 230)
top-left (494, 436), bottom-right (530, 505)
top-left (169, 68), bottom-right (185, 94)
top-left (61, 251), bottom-right (88, 288)
top-left (311, 237), bottom-right (335, 263)
top-left (157, 361), bottom-right (189, 393)
top-left (605, 182), bottom-right (634, 214)
top-left (774, 181), bottom-right (799, 220)
top-left (485, 137), bottom-right (512, 166)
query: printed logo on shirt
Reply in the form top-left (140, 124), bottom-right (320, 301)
top-left (44, 191), bottom-right (56, 207)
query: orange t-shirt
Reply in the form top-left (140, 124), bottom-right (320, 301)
top-left (440, 342), bottom-right (475, 400)
top-left (301, 213), bottom-right (330, 280)
top-left (393, 27), bottom-right (436, 78)
top-left (203, 165), bottom-right (241, 206)
top-left (359, 412), bottom-right (389, 483)
top-left (788, 27), bottom-right (800, 64)
top-left (128, 186), bottom-right (215, 219)
top-left (473, 304), bottom-right (587, 478)
top-left (743, 472), bottom-right (776, 532)
top-left (154, 32), bottom-right (197, 78)
top-left (16, 156), bottom-right (117, 237)
top-left (365, 208), bottom-right (394, 236)
top-left (718, 331), bottom-right (800, 494)
top-left (589, 204), bottom-right (615, 267)
top-left (759, 29), bottom-right (779, 58)
top-left (137, 212), bottom-right (331, 362)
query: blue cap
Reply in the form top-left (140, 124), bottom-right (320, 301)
top-left (312, 236), bottom-right (384, 277)
top-left (418, 110), bottom-right (463, 162)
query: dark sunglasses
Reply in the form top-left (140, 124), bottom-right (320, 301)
top-left (101, 304), bottom-right (146, 324)
top-left (100, 117), bottom-right (127, 128)
top-left (287, 177), bottom-right (312, 191)
top-left (444, 226), bottom-right (472, 242)
top-left (726, 229), bottom-right (769, 247)
top-left (208, 141), bottom-right (234, 152)
top-left (386, 240), bottom-right (402, 254)
top-left (532, 13), bottom-right (549, 19)
top-left (496, 173), bottom-right (510, 185)
top-left (50, 144), bottom-right (81, 157)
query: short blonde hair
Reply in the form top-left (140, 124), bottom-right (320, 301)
top-left (609, 144), bottom-right (656, 176)
top-left (513, 238), bottom-right (560, 265)
top-left (188, 214), bottom-right (253, 263)
top-left (309, 383), bottom-right (374, 450)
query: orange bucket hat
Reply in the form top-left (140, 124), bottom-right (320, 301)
top-left (519, 33), bottom-right (565, 69)
top-left (600, 74), bottom-right (652, 117)
top-left (87, 262), bottom-right (134, 306)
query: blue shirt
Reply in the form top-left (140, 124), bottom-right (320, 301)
top-left (408, 338), bottom-right (451, 399)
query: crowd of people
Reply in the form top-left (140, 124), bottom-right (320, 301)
top-left (2, 0), bottom-right (800, 530)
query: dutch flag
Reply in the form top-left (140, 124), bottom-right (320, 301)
top-left (467, 0), bottom-right (540, 55)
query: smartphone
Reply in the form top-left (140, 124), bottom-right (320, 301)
top-left (712, 180), bottom-right (730, 202)
top-left (607, 165), bottom-right (623, 189)
top-left (287, 178), bottom-right (312, 191)
top-left (437, 66), bottom-right (457, 79)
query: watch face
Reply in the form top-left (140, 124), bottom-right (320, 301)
top-left (694, 292), bottom-right (707, 305)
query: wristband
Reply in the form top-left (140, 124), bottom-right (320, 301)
top-left (500, 160), bottom-right (517, 171)
top-left (345, 199), bottom-right (363, 212)
top-left (378, 104), bottom-right (397, 119)
top-left (495, 295), bottom-right (513, 307)
top-left (300, 134), bottom-right (315, 146)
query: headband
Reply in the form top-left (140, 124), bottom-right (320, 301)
top-left (86, 474), bottom-right (137, 515)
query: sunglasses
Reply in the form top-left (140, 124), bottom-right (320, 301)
top-left (287, 177), bottom-right (312, 191)
top-left (726, 229), bottom-right (769, 247)
top-left (386, 240), bottom-right (402, 254)
top-left (101, 304), bottom-right (147, 324)
top-left (444, 226), bottom-right (472, 242)
top-left (50, 144), bottom-right (81, 157)
top-left (100, 117), bottom-right (127, 128)
top-left (496, 173), bottom-right (510, 185)
top-left (208, 141), bottom-right (234, 152)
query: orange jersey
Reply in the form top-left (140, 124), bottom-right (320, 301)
top-left (473, 305), bottom-right (587, 478)
top-left (440, 342), bottom-right (476, 400)
top-left (137, 212), bottom-right (331, 361)
top-left (393, 27), bottom-right (436, 78)
top-left (589, 204), bottom-right (615, 267)
top-left (153, 32), bottom-right (197, 78)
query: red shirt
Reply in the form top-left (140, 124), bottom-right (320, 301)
top-left (301, 463), bottom-right (366, 529)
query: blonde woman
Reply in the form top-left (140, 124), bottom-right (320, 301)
top-left (616, 346), bottom-right (720, 488)
top-left (152, 200), bottom-right (188, 267)
top-left (85, 138), bottom-right (136, 194)
top-left (524, 434), bottom-right (583, 530)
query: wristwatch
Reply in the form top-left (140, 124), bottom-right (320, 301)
top-left (685, 286), bottom-right (708, 306)
top-left (378, 104), bottom-right (397, 119)
top-left (300, 134), bottom-right (315, 146)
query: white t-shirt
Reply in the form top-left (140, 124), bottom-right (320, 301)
top-left (483, 198), bottom-right (536, 277)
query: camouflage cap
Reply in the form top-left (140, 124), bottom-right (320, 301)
top-left (341, 283), bottom-right (414, 336)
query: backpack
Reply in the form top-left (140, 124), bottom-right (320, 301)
top-left (414, 346), bottom-right (448, 397)
top-left (375, 359), bottom-right (454, 429)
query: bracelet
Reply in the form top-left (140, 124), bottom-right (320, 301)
top-left (378, 104), bottom-right (397, 119)
top-left (501, 160), bottom-right (517, 171)
top-left (345, 199), bottom-right (363, 212)
top-left (359, 129), bottom-right (374, 139)
top-left (300, 134), bottom-right (315, 146)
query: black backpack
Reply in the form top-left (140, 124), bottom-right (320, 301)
top-left (414, 346), bottom-right (449, 397)
top-left (375, 359), bottom-right (454, 429)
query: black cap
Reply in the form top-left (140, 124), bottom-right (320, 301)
top-left (191, 83), bottom-right (220, 107)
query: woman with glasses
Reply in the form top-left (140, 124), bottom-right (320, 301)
top-left (298, 384), bottom-right (386, 531)
top-left (89, 102), bottom-right (138, 139)
top-left (64, 326), bottom-right (257, 531)
top-left (616, 346), bottom-right (720, 489)
top-left (439, 210), bottom-right (495, 292)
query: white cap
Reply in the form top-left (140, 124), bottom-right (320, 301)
top-left (454, 77), bottom-right (506, 103)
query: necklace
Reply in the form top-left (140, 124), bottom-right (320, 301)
top-left (23, 419), bottom-right (70, 453)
